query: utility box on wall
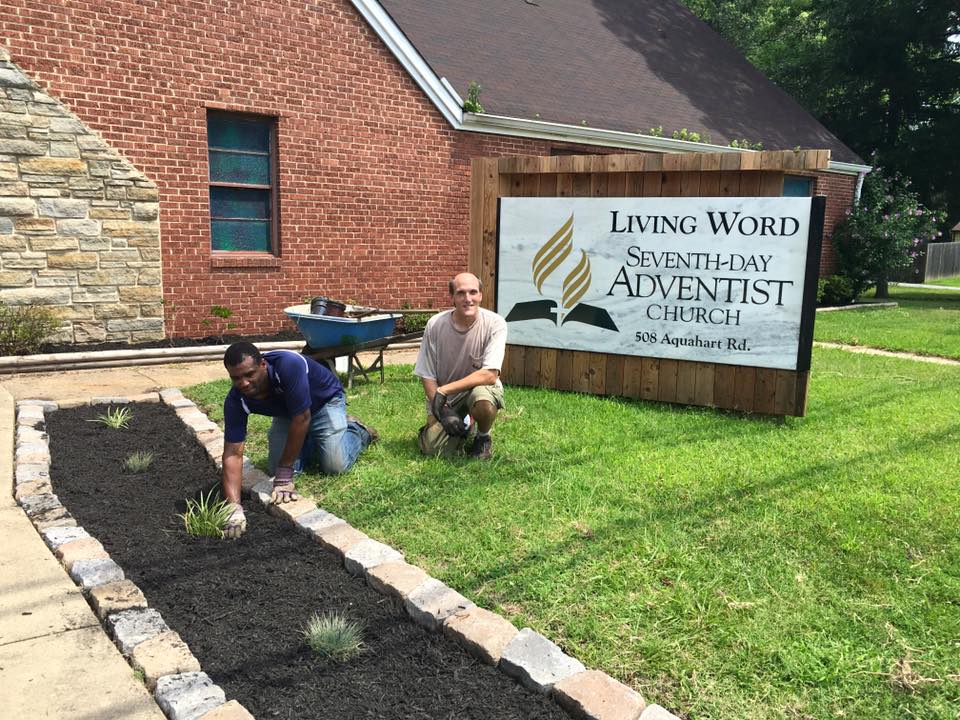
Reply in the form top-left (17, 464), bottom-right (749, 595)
top-left (470, 150), bottom-right (829, 417)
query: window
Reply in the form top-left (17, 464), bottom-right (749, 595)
top-left (207, 112), bottom-right (278, 253)
top-left (783, 175), bottom-right (813, 197)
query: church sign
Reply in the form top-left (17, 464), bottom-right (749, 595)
top-left (496, 196), bottom-right (823, 372)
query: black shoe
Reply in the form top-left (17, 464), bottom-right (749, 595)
top-left (468, 434), bottom-right (492, 460)
top-left (348, 415), bottom-right (380, 445)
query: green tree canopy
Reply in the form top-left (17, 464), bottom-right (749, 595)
top-left (683, 0), bottom-right (960, 227)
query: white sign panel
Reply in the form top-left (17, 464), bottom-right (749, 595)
top-left (496, 197), bottom-right (818, 371)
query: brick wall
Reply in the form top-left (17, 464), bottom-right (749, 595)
top-left (0, 46), bottom-right (163, 344)
top-left (814, 171), bottom-right (857, 276)
top-left (0, 0), bottom-right (856, 340)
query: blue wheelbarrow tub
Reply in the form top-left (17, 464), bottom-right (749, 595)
top-left (284, 304), bottom-right (399, 348)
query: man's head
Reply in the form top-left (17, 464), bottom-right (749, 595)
top-left (224, 342), bottom-right (269, 399)
top-left (449, 272), bottom-right (483, 325)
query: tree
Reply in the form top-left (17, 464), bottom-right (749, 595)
top-left (681, 1), bottom-right (960, 228)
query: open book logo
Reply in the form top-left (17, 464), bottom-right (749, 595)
top-left (505, 214), bottom-right (618, 332)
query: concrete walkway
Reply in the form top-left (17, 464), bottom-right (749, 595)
top-left (0, 350), bottom-right (416, 720)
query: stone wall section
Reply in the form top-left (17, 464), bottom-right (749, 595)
top-left (0, 46), bottom-right (163, 345)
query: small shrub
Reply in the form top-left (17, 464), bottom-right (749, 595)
top-left (817, 275), bottom-right (858, 306)
top-left (180, 489), bottom-right (233, 538)
top-left (87, 405), bottom-right (133, 429)
top-left (303, 612), bottom-right (364, 661)
top-left (123, 450), bottom-right (155, 473)
top-left (0, 301), bottom-right (60, 356)
top-left (401, 312), bottom-right (433, 333)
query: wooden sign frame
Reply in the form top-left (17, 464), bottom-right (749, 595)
top-left (468, 150), bottom-right (830, 417)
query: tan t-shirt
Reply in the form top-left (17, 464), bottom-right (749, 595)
top-left (413, 308), bottom-right (507, 397)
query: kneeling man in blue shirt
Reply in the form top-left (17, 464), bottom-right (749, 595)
top-left (219, 342), bottom-right (377, 538)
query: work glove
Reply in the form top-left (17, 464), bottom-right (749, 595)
top-left (431, 390), bottom-right (467, 437)
top-left (224, 502), bottom-right (246, 539)
top-left (271, 465), bottom-right (299, 504)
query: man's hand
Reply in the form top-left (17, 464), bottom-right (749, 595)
top-left (433, 396), bottom-right (467, 437)
top-left (224, 502), bottom-right (246, 539)
top-left (271, 465), bottom-right (299, 504)
top-left (430, 389), bottom-right (449, 420)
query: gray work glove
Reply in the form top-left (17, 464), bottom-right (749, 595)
top-left (224, 502), bottom-right (246, 539)
top-left (431, 390), bottom-right (466, 437)
top-left (271, 465), bottom-right (299, 504)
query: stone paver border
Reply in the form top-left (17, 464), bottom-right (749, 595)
top-left (12, 391), bottom-right (680, 720)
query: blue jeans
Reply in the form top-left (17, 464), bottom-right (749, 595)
top-left (267, 393), bottom-right (370, 476)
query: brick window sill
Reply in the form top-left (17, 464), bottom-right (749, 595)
top-left (210, 253), bottom-right (282, 270)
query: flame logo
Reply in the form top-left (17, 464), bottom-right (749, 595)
top-left (531, 214), bottom-right (573, 293)
top-left (562, 250), bottom-right (592, 310)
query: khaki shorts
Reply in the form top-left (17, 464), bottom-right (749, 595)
top-left (417, 385), bottom-right (505, 458)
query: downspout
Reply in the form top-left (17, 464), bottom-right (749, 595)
top-left (853, 168), bottom-right (869, 205)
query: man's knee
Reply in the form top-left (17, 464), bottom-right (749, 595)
top-left (317, 451), bottom-right (350, 475)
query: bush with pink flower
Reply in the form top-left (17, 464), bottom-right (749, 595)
top-left (832, 158), bottom-right (946, 298)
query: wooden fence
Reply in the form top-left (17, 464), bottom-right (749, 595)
top-left (925, 242), bottom-right (960, 281)
top-left (468, 149), bottom-right (830, 417)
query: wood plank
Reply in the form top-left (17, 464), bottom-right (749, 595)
top-left (680, 153), bottom-right (703, 172)
top-left (540, 348), bottom-right (558, 389)
top-left (720, 152), bottom-right (742, 171)
top-left (680, 171), bottom-right (702, 196)
top-left (538, 172), bottom-right (558, 197)
top-left (718, 171), bottom-right (741, 196)
top-left (642, 171), bottom-right (663, 197)
top-left (572, 155), bottom-right (590, 173)
top-left (738, 172), bottom-right (761, 197)
top-left (699, 170), bottom-right (720, 197)
top-left (591, 172), bottom-right (608, 197)
top-left (557, 173), bottom-right (573, 197)
top-left (662, 154), bottom-right (683, 172)
top-left (468, 158), bottom-right (485, 277)
top-left (759, 171), bottom-right (784, 197)
top-left (572, 351), bottom-right (593, 393)
top-left (643, 153), bottom-right (664, 172)
top-left (815, 149), bottom-right (831, 169)
top-left (622, 355), bottom-right (643, 398)
top-left (626, 172), bottom-right (644, 196)
top-left (555, 155), bottom-right (576, 174)
top-left (507, 173), bottom-right (523, 196)
top-left (556, 349), bottom-right (574, 392)
top-left (572, 173), bottom-right (591, 197)
top-left (773, 369), bottom-right (797, 416)
top-left (607, 172), bottom-right (627, 197)
top-left (661, 172), bottom-right (682, 196)
top-left (523, 347), bottom-right (542, 387)
top-left (714, 364), bottom-right (737, 409)
top-left (479, 158), bottom-right (500, 306)
top-left (657, 359), bottom-right (679, 402)
top-left (640, 357), bottom-right (660, 401)
top-left (732, 366), bottom-right (757, 412)
top-left (675, 360), bottom-right (697, 404)
top-left (501, 345), bottom-right (520, 386)
top-left (520, 172), bottom-right (539, 197)
top-left (754, 368), bottom-right (778, 415)
top-left (621, 154), bottom-right (647, 172)
top-left (694, 362), bottom-right (716, 407)
top-left (701, 153), bottom-right (724, 172)
top-left (794, 371), bottom-right (810, 416)
top-left (604, 353), bottom-right (625, 396)
top-left (740, 152), bottom-right (761, 171)
top-left (759, 150), bottom-right (784, 170)
top-left (498, 156), bottom-right (523, 174)
top-left (588, 352), bottom-right (606, 395)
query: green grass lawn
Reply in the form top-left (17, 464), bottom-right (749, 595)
top-left (814, 285), bottom-right (960, 359)
top-left (185, 349), bottom-right (960, 720)
top-left (925, 275), bottom-right (960, 288)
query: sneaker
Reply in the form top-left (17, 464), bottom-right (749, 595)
top-left (347, 415), bottom-right (380, 445)
top-left (468, 434), bottom-right (492, 460)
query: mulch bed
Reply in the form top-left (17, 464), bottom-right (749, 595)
top-left (46, 402), bottom-right (568, 720)
top-left (37, 330), bottom-right (304, 356)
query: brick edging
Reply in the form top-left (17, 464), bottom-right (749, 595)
top-left (12, 392), bottom-right (680, 720)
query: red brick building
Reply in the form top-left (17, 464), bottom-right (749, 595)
top-left (0, 0), bottom-right (868, 342)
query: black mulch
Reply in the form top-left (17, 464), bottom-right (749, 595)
top-left (46, 402), bottom-right (569, 720)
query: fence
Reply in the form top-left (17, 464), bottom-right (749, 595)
top-left (925, 242), bottom-right (960, 281)
top-left (468, 149), bottom-right (829, 417)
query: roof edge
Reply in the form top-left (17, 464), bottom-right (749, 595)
top-left (354, 0), bottom-right (871, 177)
top-left (350, 0), bottom-right (463, 125)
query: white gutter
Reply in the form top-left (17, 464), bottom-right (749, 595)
top-left (351, 0), bottom-right (873, 177)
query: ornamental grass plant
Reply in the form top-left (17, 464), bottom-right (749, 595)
top-left (180, 489), bottom-right (233, 538)
top-left (88, 405), bottom-right (133, 429)
top-left (123, 450), bottom-right (155, 473)
top-left (302, 612), bottom-right (364, 661)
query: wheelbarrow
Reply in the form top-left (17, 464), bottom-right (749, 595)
top-left (284, 304), bottom-right (423, 387)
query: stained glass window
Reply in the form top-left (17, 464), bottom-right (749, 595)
top-left (207, 112), bottom-right (277, 253)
